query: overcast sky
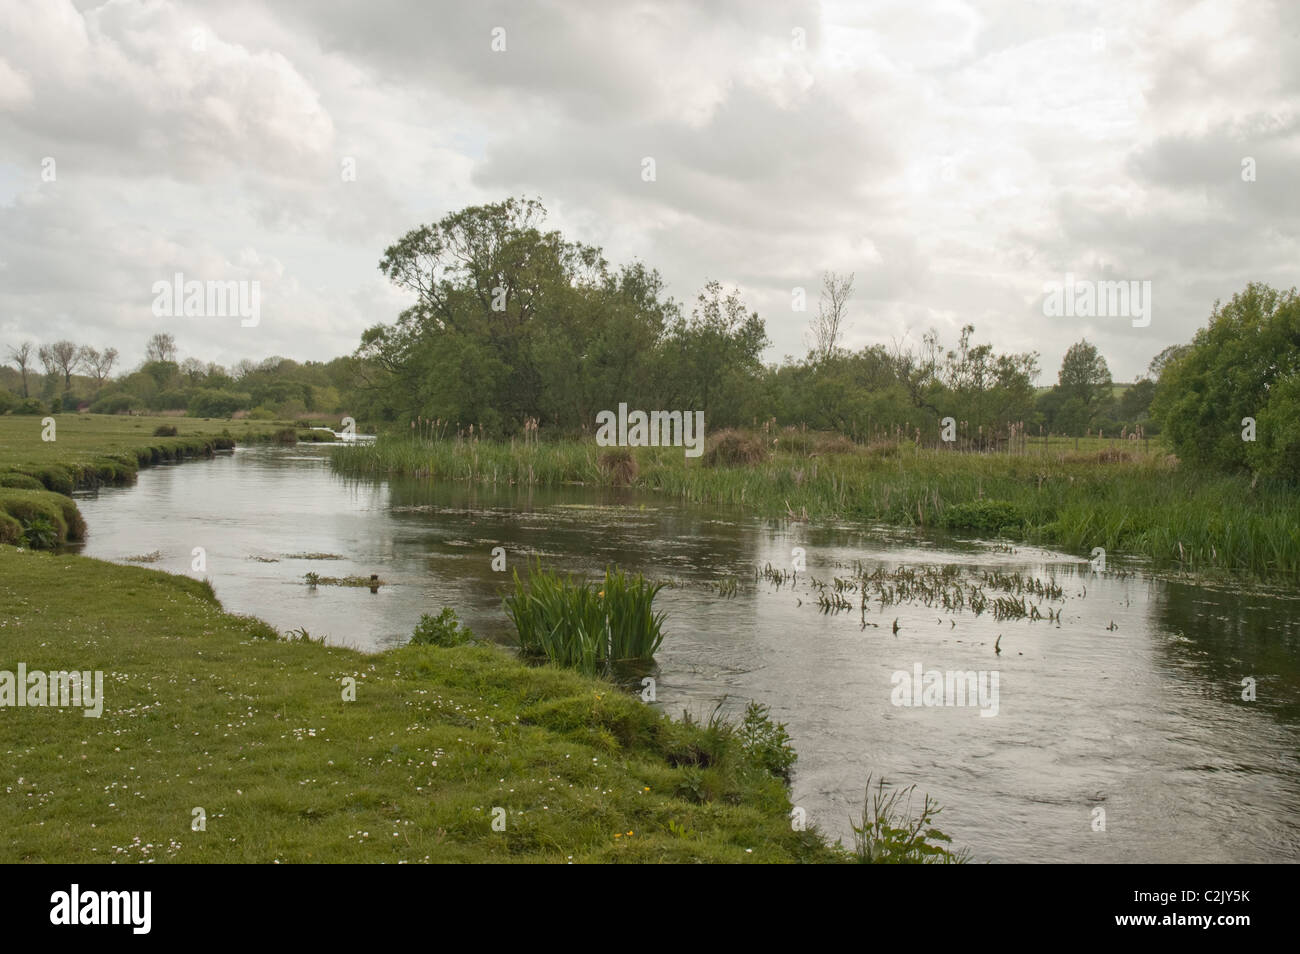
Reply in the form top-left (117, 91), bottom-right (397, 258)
top-left (2, 0), bottom-right (1298, 383)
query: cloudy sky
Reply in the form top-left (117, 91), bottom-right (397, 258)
top-left (2, 0), bottom-right (1297, 382)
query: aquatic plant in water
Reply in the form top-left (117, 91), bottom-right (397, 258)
top-left (505, 561), bottom-right (666, 674)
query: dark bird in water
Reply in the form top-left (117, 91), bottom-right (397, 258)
top-left (994, 634), bottom-right (1002, 655)
top-left (892, 618), bottom-right (900, 634)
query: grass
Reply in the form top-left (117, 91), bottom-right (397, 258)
top-left (0, 545), bottom-right (839, 863)
top-left (0, 487), bottom-right (86, 547)
top-left (504, 563), bottom-right (667, 674)
top-left (333, 434), bottom-right (1300, 583)
top-left (0, 414), bottom-right (292, 497)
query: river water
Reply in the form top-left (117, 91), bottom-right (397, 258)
top-left (71, 443), bottom-right (1300, 862)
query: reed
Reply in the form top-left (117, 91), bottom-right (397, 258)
top-left (504, 561), bottom-right (666, 674)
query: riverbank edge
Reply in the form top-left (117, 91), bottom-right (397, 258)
top-left (0, 417), bottom-right (318, 546)
top-left (0, 545), bottom-right (840, 863)
top-left (0, 419), bottom-right (842, 862)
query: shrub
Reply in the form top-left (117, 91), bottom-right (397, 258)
top-left (1153, 282), bottom-right (1300, 475)
top-left (152, 424), bottom-right (179, 437)
top-left (89, 393), bottom-right (142, 415)
top-left (0, 389), bottom-right (15, 414)
top-left (12, 398), bottom-right (44, 415)
top-left (410, 607), bottom-right (474, 647)
top-left (271, 427), bottom-right (299, 444)
top-left (188, 389), bottom-right (252, 418)
top-left (704, 429), bottom-right (768, 467)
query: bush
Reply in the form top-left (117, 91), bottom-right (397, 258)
top-left (1247, 372), bottom-right (1300, 480)
top-left (89, 393), bottom-right (142, 415)
top-left (410, 607), bottom-right (474, 647)
top-left (12, 398), bottom-right (44, 415)
top-left (704, 429), bottom-right (768, 467)
top-left (1153, 282), bottom-right (1300, 475)
top-left (0, 389), bottom-right (15, 414)
top-left (152, 424), bottom-right (179, 437)
top-left (188, 389), bottom-right (252, 418)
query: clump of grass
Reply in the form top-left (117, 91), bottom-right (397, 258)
top-left (285, 552), bottom-right (345, 560)
top-left (850, 775), bottom-right (969, 864)
top-left (598, 447), bottom-right (638, 486)
top-left (504, 562), bottom-right (666, 674)
top-left (152, 424), bottom-right (179, 437)
top-left (272, 427), bottom-right (299, 444)
top-left (18, 514), bottom-right (58, 550)
top-left (704, 429), bottom-right (769, 467)
top-left (410, 607), bottom-right (474, 647)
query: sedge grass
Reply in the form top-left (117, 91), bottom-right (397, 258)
top-left (505, 562), bottom-right (666, 674)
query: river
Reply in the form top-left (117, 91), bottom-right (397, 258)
top-left (70, 443), bottom-right (1300, 862)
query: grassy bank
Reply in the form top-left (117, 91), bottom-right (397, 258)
top-left (0, 546), bottom-right (836, 862)
top-left (332, 435), bottom-right (1300, 582)
top-left (0, 415), bottom-right (301, 546)
top-left (0, 414), bottom-right (293, 494)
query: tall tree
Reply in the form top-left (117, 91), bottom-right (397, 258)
top-left (39, 340), bottom-right (82, 391)
top-left (80, 346), bottom-right (119, 385)
top-left (809, 271), bottom-right (854, 363)
top-left (5, 341), bottom-right (34, 397)
top-left (1058, 339), bottom-right (1112, 410)
top-left (145, 332), bottom-right (178, 364)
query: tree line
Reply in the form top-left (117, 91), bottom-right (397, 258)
top-left (3, 197), bottom-right (1296, 478)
